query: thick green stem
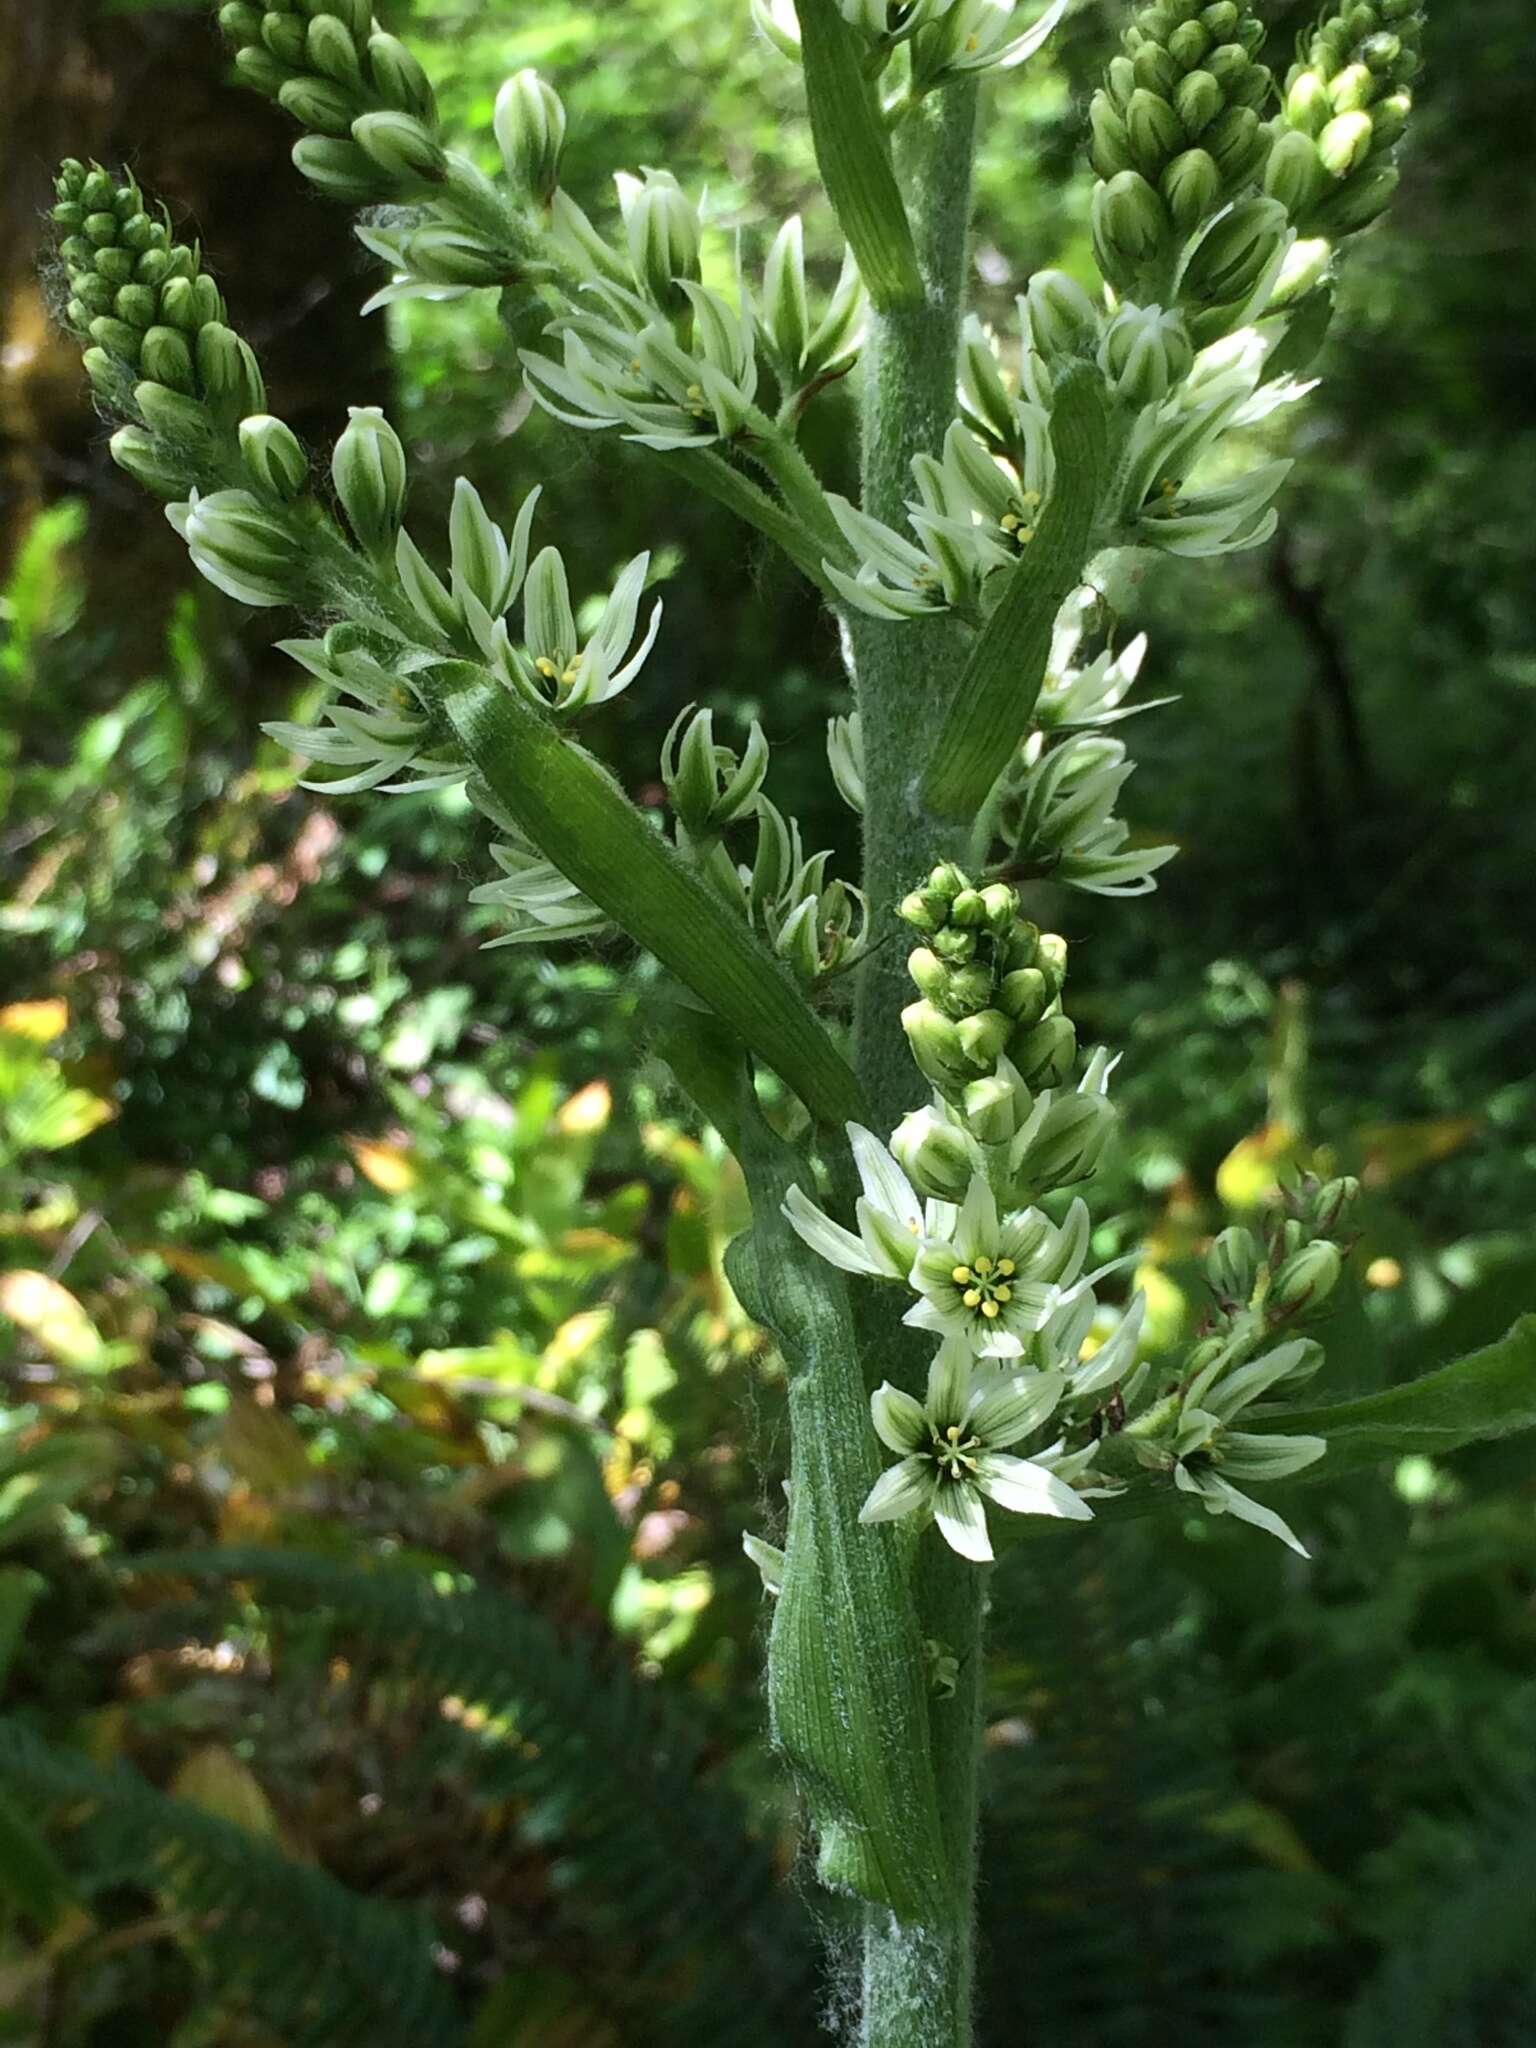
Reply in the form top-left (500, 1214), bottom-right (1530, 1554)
top-left (847, 81), bottom-right (989, 2048)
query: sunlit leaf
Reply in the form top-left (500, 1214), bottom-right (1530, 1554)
top-left (0, 1270), bottom-right (107, 1369)
top-left (1355, 1116), bottom-right (1480, 1186)
top-left (346, 1137), bottom-right (421, 1193)
top-left (1215, 1121), bottom-right (1308, 1210)
top-left (0, 1000), bottom-right (68, 1044)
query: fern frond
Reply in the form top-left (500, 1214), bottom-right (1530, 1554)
top-left (131, 1546), bottom-right (822, 2047)
top-left (1346, 1785), bottom-right (1536, 2048)
top-left (0, 1718), bottom-right (464, 2048)
top-left (978, 1524), bottom-right (1307, 2045)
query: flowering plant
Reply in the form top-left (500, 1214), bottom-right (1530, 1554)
top-left (46, 2), bottom-right (1536, 2039)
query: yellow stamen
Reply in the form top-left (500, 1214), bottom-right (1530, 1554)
top-left (535, 656), bottom-right (558, 678)
top-left (981, 1299), bottom-right (1000, 1319)
top-left (952, 1265), bottom-right (974, 1284)
top-left (973, 1255), bottom-right (993, 1275)
top-left (996, 1259), bottom-right (1016, 1278)
top-left (994, 1285), bottom-right (1012, 1304)
top-left (963, 1288), bottom-right (983, 1308)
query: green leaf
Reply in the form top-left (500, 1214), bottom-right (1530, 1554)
top-left (0, 1792), bottom-right (77, 1934)
top-left (793, 0), bottom-right (923, 312)
top-left (423, 661), bottom-right (865, 1130)
top-left (0, 1568), bottom-right (45, 1688)
top-left (1269, 1314), bottom-right (1536, 1478)
top-left (728, 1097), bottom-right (950, 1923)
top-left (921, 368), bottom-right (1110, 820)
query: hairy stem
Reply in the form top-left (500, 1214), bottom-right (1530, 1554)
top-left (848, 80), bottom-right (987, 2048)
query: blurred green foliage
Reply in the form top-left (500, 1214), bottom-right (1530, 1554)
top-left (1, 0), bottom-right (1534, 2041)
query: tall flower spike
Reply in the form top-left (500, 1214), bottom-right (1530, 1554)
top-left (861, 1338), bottom-right (1091, 1563)
top-left (1267, 0), bottom-right (1424, 241)
top-left (1089, 0), bottom-right (1273, 303)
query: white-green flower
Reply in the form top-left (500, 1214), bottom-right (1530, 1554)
top-left (1165, 1337), bottom-right (1327, 1556)
top-left (1004, 733), bottom-right (1178, 897)
top-left (783, 1124), bottom-right (944, 1280)
top-left (860, 1338), bottom-right (1091, 1562)
top-left (907, 1180), bottom-right (1092, 1359)
top-left (264, 637), bottom-right (465, 796)
top-left (466, 835), bottom-right (610, 949)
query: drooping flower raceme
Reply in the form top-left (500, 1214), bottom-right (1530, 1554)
top-left (860, 1338), bottom-right (1092, 1561)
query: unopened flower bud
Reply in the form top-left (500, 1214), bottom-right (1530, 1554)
top-left (1205, 1225), bottom-right (1259, 1305)
top-left (195, 322), bottom-right (266, 422)
top-left (1092, 171), bottom-right (1171, 293)
top-left (169, 488), bottom-right (301, 608)
top-left (932, 927), bottom-right (977, 964)
top-left (949, 887), bottom-right (987, 928)
top-left (903, 1001), bottom-right (973, 1095)
top-left (160, 273), bottom-right (224, 333)
top-left (958, 1008), bottom-right (1014, 1070)
top-left (997, 967), bottom-right (1049, 1025)
top-left (1035, 933), bottom-right (1069, 996)
top-left (134, 379), bottom-right (207, 439)
top-left (927, 862), bottom-right (969, 905)
top-left (1174, 67), bottom-right (1222, 136)
top-left (1312, 1175), bottom-right (1360, 1234)
top-left (662, 705), bottom-right (769, 836)
top-left (907, 948), bottom-right (950, 1003)
top-left (1179, 195), bottom-right (1289, 309)
top-left (110, 425), bottom-right (187, 498)
top-left (1089, 96), bottom-right (1136, 180)
top-left (747, 212), bottom-right (800, 355)
top-left (1309, 158), bottom-right (1398, 234)
top-left (979, 883), bottom-right (1018, 930)
top-left (332, 405), bottom-right (408, 553)
top-left (1161, 146), bottom-right (1223, 233)
top-left (899, 890), bottom-right (942, 933)
top-left (351, 110), bottom-right (446, 183)
top-left (619, 168), bottom-right (701, 308)
top-left (1100, 303), bottom-right (1193, 405)
top-left (1013, 1087), bottom-right (1117, 1192)
top-left (495, 69), bottom-right (566, 201)
top-left (962, 1064), bottom-right (1031, 1144)
top-left (239, 414), bottom-right (309, 499)
top-left (138, 324), bottom-right (196, 395)
top-left (1126, 88), bottom-right (1184, 180)
top-left (1269, 1239), bottom-right (1343, 1314)
top-left (945, 964), bottom-right (997, 1018)
top-left (1025, 269), bottom-right (1103, 363)
top-left (891, 1107), bottom-right (976, 1203)
top-left (1317, 109), bottom-right (1375, 177)
top-left (292, 134), bottom-right (382, 203)
top-left (401, 224), bottom-right (508, 286)
top-left (278, 74), bottom-right (356, 135)
top-left (1011, 1013), bottom-right (1077, 1087)
top-left (367, 31), bottom-right (437, 123)
top-left (1264, 129), bottom-right (1327, 217)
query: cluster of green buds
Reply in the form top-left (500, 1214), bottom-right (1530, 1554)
top-left (752, 0), bottom-right (1067, 94)
top-left (897, 865), bottom-right (1074, 1103)
top-left (215, 0), bottom-right (444, 202)
top-left (1203, 1172), bottom-right (1361, 1332)
top-left (1266, 0), bottom-right (1424, 241)
top-left (213, 4), bottom-right (558, 308)
top-left (1090, 0), bottom-right (1273, 303)
top-left (52, 161), bottom-right (272, 500)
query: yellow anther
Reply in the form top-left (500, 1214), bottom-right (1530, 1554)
top-left (952, 1264), bottom-right (974, 1284)
top-left (1000, 513), bottom-right (1020, 534)
top-left (946, 1424), bottom-right (962, 1442)
top-left (686, 382), bottom-right (704, 400)
top-left (535, 656), bottom-right (559, 678)
top-left (963, 1288), bottom-right (983, 1308)
top-left (1017, 526), bottom-right (1036, 546)
top-left (1020, 489), bottom-right (1041, 509)
top-left (965, 30), bottom-right (979, 48)
top-left (974, 1255), bottom-right (993, 1275)
top-left (994, 1285), bottom-right (1013, 1305)
top-left (562, 660), bottom-right (581, 685)
top-left (981, 1299), bottom-right (1000, 1318)
top-left (996, 1259), bottom-right (1016, 1278)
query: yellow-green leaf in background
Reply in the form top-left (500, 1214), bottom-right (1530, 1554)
top-left (0, 1269), bottom-right (107, 1369)
top-left (170, 1745), bottom-right (282, 1840)
top-left (1215, 1122), bottom-right (1310, 1211)
top-left (1355, 1116), bottom-right (1479, 1186)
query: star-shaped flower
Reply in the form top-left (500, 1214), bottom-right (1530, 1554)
top-left (860, 1339), bottom-right (1092, 1561)
top-left (907, 1180), bottom-right (1092, 1359)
